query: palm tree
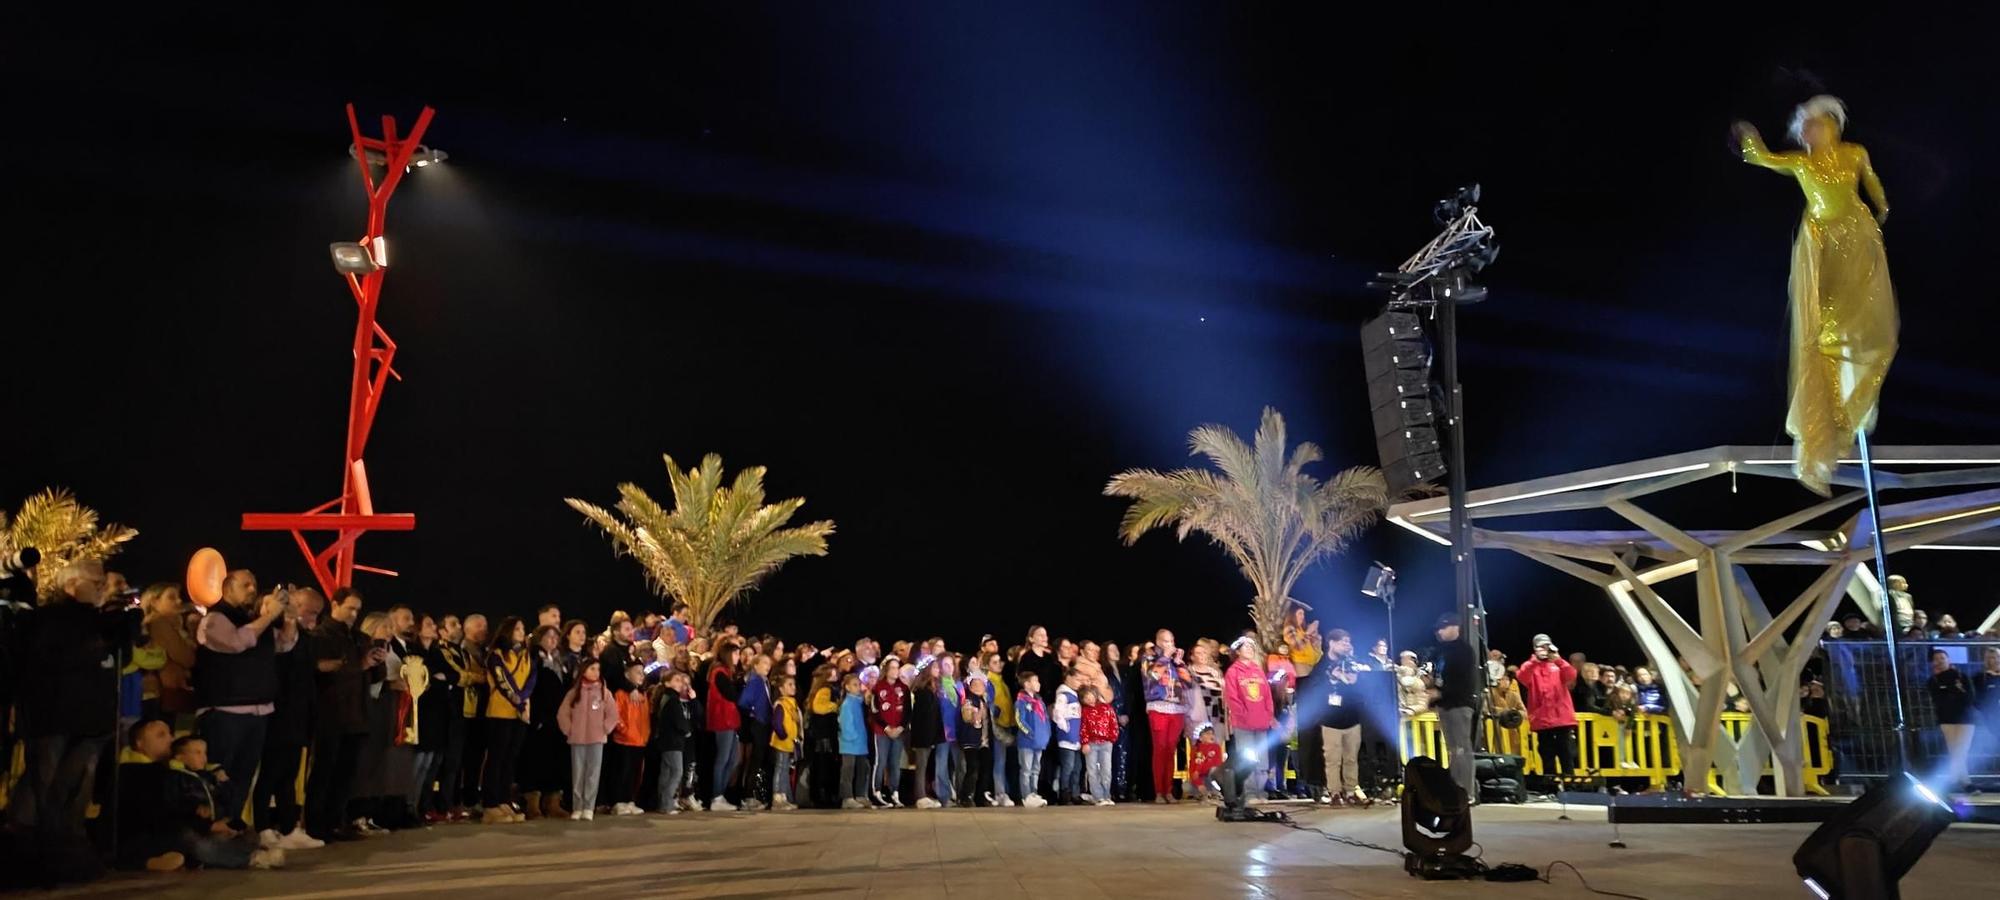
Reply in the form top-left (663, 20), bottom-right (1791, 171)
top-left (565, 454), bottom-right (834, 634)
top-left (2, 488), bottom-right (139, 602)
top-left (1105, 407), bottom-right (1389, 647)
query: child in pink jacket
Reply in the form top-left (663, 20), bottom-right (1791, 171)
top-left (557, 659), bottom-right (621, 820)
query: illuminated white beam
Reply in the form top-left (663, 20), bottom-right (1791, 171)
top-left (1389, 515), bottom-right (1453, 547)
top-left (1909, 544), bottom-right (2000, 551)
top-left (1883, 503), bottom-right (2000, 534)
top-left (1739, 458), bottom-right (2000, 466)
top-left (1605, 557), bottom-right (1699, 593)
top-left (1408, 463), bottom-right (1713, 521)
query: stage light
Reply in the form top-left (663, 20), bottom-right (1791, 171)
top-left (329, 241), bottom-right (380, 275)
top-left (1402, 756), bottom-right (1477, 879)
top-left (1792, 771), bottom-right (1955, 900)
top-left (1361, 563), bottom-right (1396, 598)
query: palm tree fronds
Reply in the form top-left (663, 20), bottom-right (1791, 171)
top-left (3, 488), bottom-right (139, 602)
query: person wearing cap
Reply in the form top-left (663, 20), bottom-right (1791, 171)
top-left (1430, 613), bottom-right (1479, 802)
top-left (1516, 634), bottom-right (1579, 789)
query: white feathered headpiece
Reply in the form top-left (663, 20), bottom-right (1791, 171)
top-left (1788, 95), bottom-right (1848, 146)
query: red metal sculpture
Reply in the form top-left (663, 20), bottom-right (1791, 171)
top-left (243, 104), bottom-right (435, 596)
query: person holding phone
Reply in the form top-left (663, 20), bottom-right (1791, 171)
top-left (1516, 634), bottom-right (1579, 791)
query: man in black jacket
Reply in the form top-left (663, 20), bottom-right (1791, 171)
top-left (303, 588), bottom-right (383, 841)
top-left (9, 560), bottom-right (141, 878)
top-left (1431, 614), bottom-right (1480, 802)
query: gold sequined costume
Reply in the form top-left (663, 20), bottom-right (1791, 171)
top-left (1739, 121), bottom-right (1898, 495)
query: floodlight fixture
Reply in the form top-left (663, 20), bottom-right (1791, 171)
top-left (1792, 771), bottom-right (1955, 900)
top-left (329, 241), bottom-right (379, 275)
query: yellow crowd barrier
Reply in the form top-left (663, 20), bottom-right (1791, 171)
top-left (1400, 710), bottom-right (1832, 794)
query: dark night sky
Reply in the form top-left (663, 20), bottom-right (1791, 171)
top-left (7, 8), bottom-right (1996, 662)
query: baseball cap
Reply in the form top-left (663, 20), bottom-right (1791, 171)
top-left (1531, 633), bottom-right (1553, 648)
top-left (1434, 613), bottom-right (1459, 630)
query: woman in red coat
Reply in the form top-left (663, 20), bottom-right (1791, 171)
top-left (1516, 635), bottom-right (1578, 783)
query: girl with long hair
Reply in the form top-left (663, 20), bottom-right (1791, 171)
top-left (480, 616), bottom-right (535, 823)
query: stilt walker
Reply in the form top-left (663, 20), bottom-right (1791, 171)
top-left (1734, 95), bottom-right (1906, 765)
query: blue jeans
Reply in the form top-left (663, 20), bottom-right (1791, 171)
top-left (773, 750), bottom-right (794, 801)
top-left (1017, 747), bottom-right (1043, 798)
top-left (872, 733), bottom-right (904, 796)
top-left (408, 750), bottom-right (440, 814)
top-left (197, 710), bottom-right (268, 819)
top-left (655, 749), bottom-right (685, 809)
top-left (932, 742), bottom-right (962, 804)
top-left (1086, 743), bottom-right (1113, 799)
top-left (710, 730), bottom-right (739, 802)
top-left (1056, 747), bottom-right (1082, 799)
top-left (571, 743), bottom-right (604, 812)
top-left (991, 737), bottom-right (1013, 800)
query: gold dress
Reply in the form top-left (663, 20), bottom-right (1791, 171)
top-left (1740, 132), bottom-right (1898, 495)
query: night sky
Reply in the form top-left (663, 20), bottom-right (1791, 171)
top-left (8, 9), bottom-right (1995, 662)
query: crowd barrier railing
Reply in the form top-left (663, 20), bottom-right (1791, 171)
top-left (1399, 710), bottom-right (1832, 794)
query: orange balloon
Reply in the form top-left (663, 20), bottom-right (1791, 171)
top-left (187, 547), bottom-right (226, 608)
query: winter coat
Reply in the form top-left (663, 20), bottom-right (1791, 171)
top-left (1142, 653), bottom-right (1193, 713)
top-left (1634, 682), bottom-right (1665, 714)
top-left (557, 678), bottom-right (620, 745)
top-left (740, 673), bottom-right (773, 727)
top-left (838, 693), bottom-right (869, 755)
top-left (15, 602), bottom-right (139, 739)
top-left (1517, 656), bottom-right (1578, 731)
top-left (1053, 685), bottom-right (1082, 749)
top-left (484, 646), bottom-right (536, 721)
top-left (313, 617), bottom-right (381, 736)
top-left (613, 688), bottom-right (652, 747)
top-left (1223, 657), bottom-right (1276, 732)
top-left (957, 692), bottom-right (990, 749)
top-left (706, 664), bottom-right (742, 732)
top-left (772, 696), bottom-right (801, 753)
top-left (1015, 691), bottom-right (1051, 751)
top-left (907, 687), bottom-right (944, 749)
top-left (1081, 703), bottom-right (1119, 744)
top-left (868, 680), bottom-right (908, 735)
top-left (652, 690), bottom-right (701, 751)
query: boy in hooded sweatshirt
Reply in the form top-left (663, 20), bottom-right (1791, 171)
top-left (605, 662), bottom-right (653, 816)
top-left (166, 736), bottom-right (284, 869)
top-left (651, 669), bottom-right (702, 813)
top-left (1052, 667), bottom-right (1084, 805)
top-left (1014, 671), bottom-right (1051, 808)
top-left (837, 674), bottom-right (873, 809)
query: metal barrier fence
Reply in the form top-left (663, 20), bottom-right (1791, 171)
top-left (1819, 638), bottom-right (2000, 779)
top-left (1398, 711), bottom-right (1835, 794)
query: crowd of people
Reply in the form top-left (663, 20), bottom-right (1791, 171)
top-left (5, 557), bottom-right (1998, 887)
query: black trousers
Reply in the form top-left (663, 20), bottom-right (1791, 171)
top-left (304, 732), bottom-right (363, 837)
top-left (433, 712), bottom-right (468, 812)
top-left (742, 721), bottom-right (772, 803)
top-left (1536, 725), bottom-right (1578, 777)
top-left (253, 741), bottom-right (307, 834)
top-left (458, 714), bottom-right (488, 810)
top-left (481, 719), bottom-right (526, 809)
top-left (957, 745), bottom-right (993, 804)
top-left (603, 744), bottom-right (642, 805)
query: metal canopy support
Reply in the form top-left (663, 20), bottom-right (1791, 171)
top-left (1386, 445), bottom-right (2000, 796)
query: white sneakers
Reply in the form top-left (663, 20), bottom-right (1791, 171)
top-left (771, 797), bottom-right (798, 811)
top-left (740, 798), bottom-right (767, 812)
top-left (248, 848), bottom-right (286, 869)
top-left (841, 798), bottom-right (867, 809)
top-left (1095, 799), bottom-right (1116, 807)
top-left (678, 795), bottom-right (700, 812)
top-left (278, 828), bottom-right (325, 850)
top-left (581, 809), bottom-right (595, 821)
top-left (1022, 793), bottom-right (1048, 808)
top-left (998, 795), bottom-right (1016, 808)
top-left (570, 810), bottom-right (585, 821)
top-left (710, 798), bottom-right (738, 812)
top-left (613, 802), bottom-right (643, 816)
top-left (983, 792), bottom-right (998, 806)
top-left (914, 797), bottom-right (943, 809)
top-left (889, 792), bottom-right (905, 808)
top-left (258, 829), bottom-right (283, 850)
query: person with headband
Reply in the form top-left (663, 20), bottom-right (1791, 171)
top-left (1733, 95), bottom-right (1897, 495)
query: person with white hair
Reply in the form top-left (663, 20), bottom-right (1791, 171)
top-left (1733, 96), bottom-right (1898, 496)
top-left (9, 558), bottom-right (142, 877)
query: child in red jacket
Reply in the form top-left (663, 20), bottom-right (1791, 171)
top-left (1189, 723), bottom-right (1223, 800)
top-left (1081, 686), bottom-right (1119, 806)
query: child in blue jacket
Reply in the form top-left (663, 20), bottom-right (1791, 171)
top-left (1014, 671), bottom-right (1052, 808)
top-left (837, 674), bottom-right (872, 809)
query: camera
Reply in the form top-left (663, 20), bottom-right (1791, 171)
top-left (0, 547), bottom-right (40, 579)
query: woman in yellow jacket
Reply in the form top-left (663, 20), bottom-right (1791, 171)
top-left (482, 616), bottom-right (536, 823)
top-left (981, 651), bottom-right (1016, 803)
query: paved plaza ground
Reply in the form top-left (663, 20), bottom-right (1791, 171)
top-left (40, 801), bottom-right (1999, 899)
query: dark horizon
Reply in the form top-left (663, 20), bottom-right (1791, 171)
top-left (8, 8), bottom-right (1996, 663)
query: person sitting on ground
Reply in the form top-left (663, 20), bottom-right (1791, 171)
top-left (113, 718), bottom-right (186, 872)
top-left (1188, 723), bottom-right (1223, 801)
top-left (165, 736), bottom-right (285, 869)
